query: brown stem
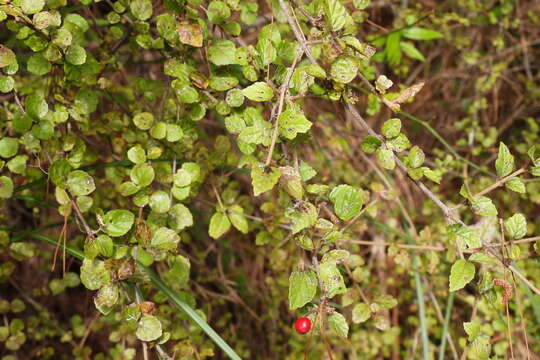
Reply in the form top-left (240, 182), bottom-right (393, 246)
top-left (265, 47), bottom-right (305, 166)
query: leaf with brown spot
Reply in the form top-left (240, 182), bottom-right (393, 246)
top-left (138, 301), bottom-right (156, 316)
top-left (117, 258), bottom-right (135, 280)
top-left (178, 21), bottom-right (203, 47)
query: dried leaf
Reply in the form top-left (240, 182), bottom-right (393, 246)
top-left (178, 21), bottom-right (203, 47)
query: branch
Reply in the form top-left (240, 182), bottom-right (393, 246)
top-left (278, 0), bottom-right (317, 64)
top-left (347, 104), bottom-right (463, 225)
top-left (265, 47), bottom-right (304, 166)
top-left (277, 0), bottom-right (540, 298)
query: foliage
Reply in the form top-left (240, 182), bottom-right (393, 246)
top-left (1, 0), bottom-right (540, 359)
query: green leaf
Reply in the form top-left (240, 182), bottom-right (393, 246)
top-left (504, 213), bottom-right (527, 240)
top-left (209, 212), bottom-right (231, 239)
top-left (103, 209), bottom-right (135, 237)
top-left (381, 118), bottom-right (401, 138)
top-left (228, 205), bottom-right (249, 234)
top-left (226, 89), bottom-right (245, 107)
top-left (328, 312), bottom-right (349, 338)
top-left (80, 259), bottom-right (111, 290)
top-left (304, 64), bottom-right (327, 79)
top-left (320, 261), bottom-right (346, 298)
top-left (469, 335), bottom-right (491, 360)
top-left (25, 94), bottom-right (48, 118)
top-left (329, 56), bottom-right (358, 84)
top-left (402, 27), bottom-right (443, 41)
top-left (0, 138), bottom-right (19, 158)
top-left (463, 321), bottom-right (480, 341)
top-left (66, 170), bottom-right (95, 196)
top-left (207, 0), bottom-right (231, 24)
top-left (0, 76), bottom-right (14, 93)
top-left (406, 146), bottom-right (425, 168)
top-left (130, 0), bottom-right (153, 20)
top-left (239, 118), bottom-right (272, 145)
top-left (151, 227), bottom-right (181, 251)
top-left (531, 165), bottom-right (540, 177)
top-left (7, 155), bottom-right (28, 175)
top-left (468, 253), bottom-right (498, 264)
top-left (208, 40), bottom-right (236, 66)
top-left (494, 142), bottom-right (514, 177)
top-left (27, 53), bottom-right (51, 75)
top-left (504, 177), bottom-right (525, 193)
top-left (471, 196), bottom-right (498, 217)
top-left (286, 201), bottom-right (318, 234)
top-left (74, 89), bottom-right (99, 115)
top-left (136, 315), bottom-right (162, 342)
top-left (375, 294), bottom-right (398, 309)
top-left (376, 148), bottom-right (395, 170)
top-left (149, 190), bottom-right (171, 214)
top-left (324, 0), bottom-right (348, 32)
top-left (0, 45), bottom-right (16, 68)
top-left (321, 249), bottom-right (349, 263)
top-left (242, 82), bottom-right (274, 102)
top-left (386, 133), bottom-right (410, 153)
top-left (127, 145), bottom-right (146, 164)
top-left (168, 204), bottom-right (194, 232)
top-left (0, 176), bottom-right (14, 199)
top-left (130, 163), bottom-right (155, 187)
top-left (352, 303), bottom-right (371, 323)
top-left (299, 161), bottom-right (316, 181)
top-left (251, 165), bottom-right (281, 196)
top-left (21, 0), bottom-right (45, 14)
top-left (400, 41), bottom-right (425, 61)
top-left (223, 21), bottom-right (241, 36)
top-left (329, 184), bottom-right (364, 221)
top-left (94, 284), bottom-right (119, 314)
top-left (360, 136), bottom-right (382, 153)
top-left (65, 45), bottom-right (86, 65)
top-left (385, 32), bottom-right (401, 65)
top-left (449, 259), bottom-right (475, 292)
top-left (95, 234), bottom-right (114, 257)
top-left (49, 159), bottom-right (72, 187)
top-left (422, 167), bottom-right (442, 184)
top-left (449, 224), bottom-right (481, 250)
top-left (288, 269), bottom-right (318, 310)
top-left (508, 244), bottom-right (521, 259)
top-left (278, 108), bottom-right (312, 139)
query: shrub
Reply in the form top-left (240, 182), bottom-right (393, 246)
top-left (1, 0), bottom-right (539, 359)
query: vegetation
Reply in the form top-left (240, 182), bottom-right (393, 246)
top-left (0, 0), bottom-right (539, 359)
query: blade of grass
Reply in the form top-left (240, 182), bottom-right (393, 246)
top-left (30, 232), bottom-right (85, 259)
top-left (23, 232), bottom-right (243, 360)
top-left (414, 256), bottom-right (430, 360)
top-left (438, 291), bottom-right (455, 360)
top-left (142, 265), bottom-right (242, 360)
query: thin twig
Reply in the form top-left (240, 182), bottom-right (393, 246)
top-left (277, 0), bottom-right (316, 64)
top-left (265, 47), bottom-right (304, 166)
top-left (276, 0), bottom-right (540, 300)
top-left (340, 239), bottom-right (445, 251)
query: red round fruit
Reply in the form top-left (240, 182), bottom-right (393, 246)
top-left (294, 317), bottom-right (311, 334)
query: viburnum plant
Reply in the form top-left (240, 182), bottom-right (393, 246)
top-left (0, 0), bottom-right (539, 359)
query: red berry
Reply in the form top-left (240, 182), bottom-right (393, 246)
top-left (294, 317), bottom-right (311, 334)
